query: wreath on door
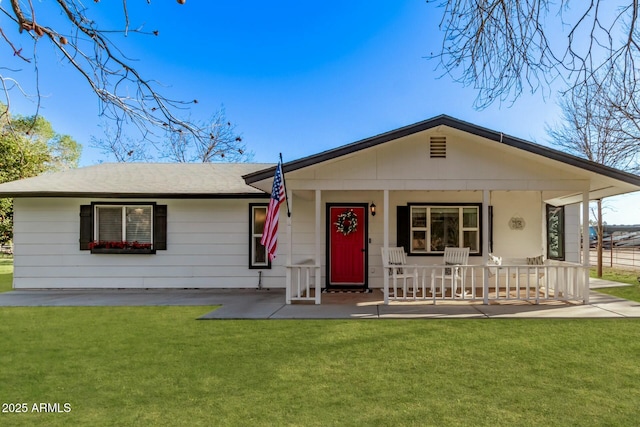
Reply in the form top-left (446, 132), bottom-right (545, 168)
top-left (334, 209), bottom-right (358, 236)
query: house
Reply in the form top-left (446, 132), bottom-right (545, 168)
top-left (1, 115), bottom-right (639, 304)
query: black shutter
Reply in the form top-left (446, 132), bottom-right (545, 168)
top-left (154, 205), bottom-right (167, 250)
top-left (396, 205), bottom-right (409, 253)
top-left (79, 205), bottom-right (93, 250)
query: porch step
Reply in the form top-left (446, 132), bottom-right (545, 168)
top-left (322, 288), bottom-right (373, 294)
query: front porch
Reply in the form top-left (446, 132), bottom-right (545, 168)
top-left (287, 261), bottom-right (589, 305)
top-left (282, 188), bottom-right (591, 306)
top-left (241, 117), bottom-right (640, 307)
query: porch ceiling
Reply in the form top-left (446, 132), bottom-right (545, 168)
top-left (545, 183), bottom-right (640, 206)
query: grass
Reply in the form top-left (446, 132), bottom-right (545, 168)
top-left (0, 259), bottom-right (639, 425)
top-left (0, 308), bottom-right (640, 426)
top-left (590, 267), bottom-right (639, 286)
top-left (0, 257), bottom-right (13, 293)
top-left (590, 267), bottom-right (640, 302)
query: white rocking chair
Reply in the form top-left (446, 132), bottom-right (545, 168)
top-left (381, 247), bottom-right (418, 299)
top-left (432, 247), bottom-right (470, 297)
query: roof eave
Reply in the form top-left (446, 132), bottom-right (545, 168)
top-left (243, 115), bottom-right (450, 183)
top-left (0, 192), bottom-right (270, 199)
top-left (243, 114), bottom-right (640, 189)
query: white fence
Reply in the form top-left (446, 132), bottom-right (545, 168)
top-left (383, 262), bottom-right (588, 305)
top-left (286, 263), bottom-right (321, 304)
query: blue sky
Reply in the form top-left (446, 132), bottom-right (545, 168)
top-left (5, 1), bottom-right (639, 224)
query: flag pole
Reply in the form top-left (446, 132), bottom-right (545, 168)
top-left (279, 152), bottom-right (291, 218)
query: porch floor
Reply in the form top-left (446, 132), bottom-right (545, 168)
top-left (312, 288), bottom-right (573, 305)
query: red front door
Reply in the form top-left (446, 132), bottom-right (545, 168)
top-left (327, 204), bottom-right (367, 288)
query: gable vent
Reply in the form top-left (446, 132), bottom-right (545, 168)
top-left (430, 136), bottom-right (447, 158)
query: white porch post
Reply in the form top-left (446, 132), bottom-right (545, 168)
top-left (540, 191), bottom-right (546, 257)
top-left (315, 189), bottom-right (322, 304)
top-left (285, 190), bottom-right (293, 304)
top-left (383, 189), bottom-right (389, 304)
top-left (582, 190), bottom-right (590, 303)
top-left (482, 190), bottom-right (490, 304)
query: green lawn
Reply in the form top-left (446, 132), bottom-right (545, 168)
top-left (0, 307), bottom-right (639, 426)
top-left (1, 260), bottom-right (639, 425)
top-left (0, 257), bottom-right (12, 293)
top-left (591, 267), bottom-right (640, 302)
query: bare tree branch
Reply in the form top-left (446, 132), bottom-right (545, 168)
top-left (92, 106), bottom-right (252, 163)
top-left (163, 107), bottom-right (251, 163)
top-left (546, 74), bottom-right (639, 171)
top-left (427, 1), bottom-right (640, 109)
top-left (546, 74), bottom-right (639, 276)
top-left (0, 0), bottom-right (224, 156)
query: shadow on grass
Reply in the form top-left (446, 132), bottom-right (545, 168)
top-left (590, 267), bottom-right (640, 302)
top-left (596, 285), bottom-right (640, 303)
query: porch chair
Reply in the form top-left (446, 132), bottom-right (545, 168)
top-left (381, 247), bottom-right (418, 299)
top-left (432, 247), bottom-right (470, 297)
top-left (487, 253), bottom-right (503, 277)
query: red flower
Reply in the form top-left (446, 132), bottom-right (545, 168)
top-left (89, 241), bottom-right (152, 250)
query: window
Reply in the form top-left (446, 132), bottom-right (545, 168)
top-left (546, 204), bottom-right (565, 260)
top-left (79, 203), bottom-right (167, 253)
top-left (249, 204), bottom-right (270, 268)
top-left (95, 205), bottom-right (153, 244)
top-left (408, 204), bottom-right (480, 254)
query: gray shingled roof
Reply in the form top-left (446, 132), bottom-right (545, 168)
top-left (0, 163), bottom-right (274, 198)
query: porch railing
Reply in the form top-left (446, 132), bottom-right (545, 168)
top-left (286, 262), bottom-right (321, 304)
top-left (383, 262), bottom-right (588, 305)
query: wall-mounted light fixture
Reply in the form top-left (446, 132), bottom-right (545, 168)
top-left (370, 202), bottom-right (376, 216)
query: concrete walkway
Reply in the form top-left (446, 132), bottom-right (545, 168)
top-left (0, 278), bottom-right (638, 319)
top-left (199, 289), bottom-right (640, 319)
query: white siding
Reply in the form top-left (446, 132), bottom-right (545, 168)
top-left (286, 128), bottom-right (591, 192)
top-left (12, 198), bottom-right (284, 289)
top-left (286, 189), bottom-right (577, 290)
top-left (564, 203), bottom-right (581, 263)
top-left (490, 191), bottom-right (544, 259)
top-left (279, 127), bottom-right (590, 290)
top-left (11, 126), bottom-right (589, 290)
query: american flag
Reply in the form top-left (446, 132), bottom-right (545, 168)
top-left (261, 161), bottom-right (285, 261)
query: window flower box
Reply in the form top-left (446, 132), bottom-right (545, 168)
top-left (88, 241), bottom-right (155, 254)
